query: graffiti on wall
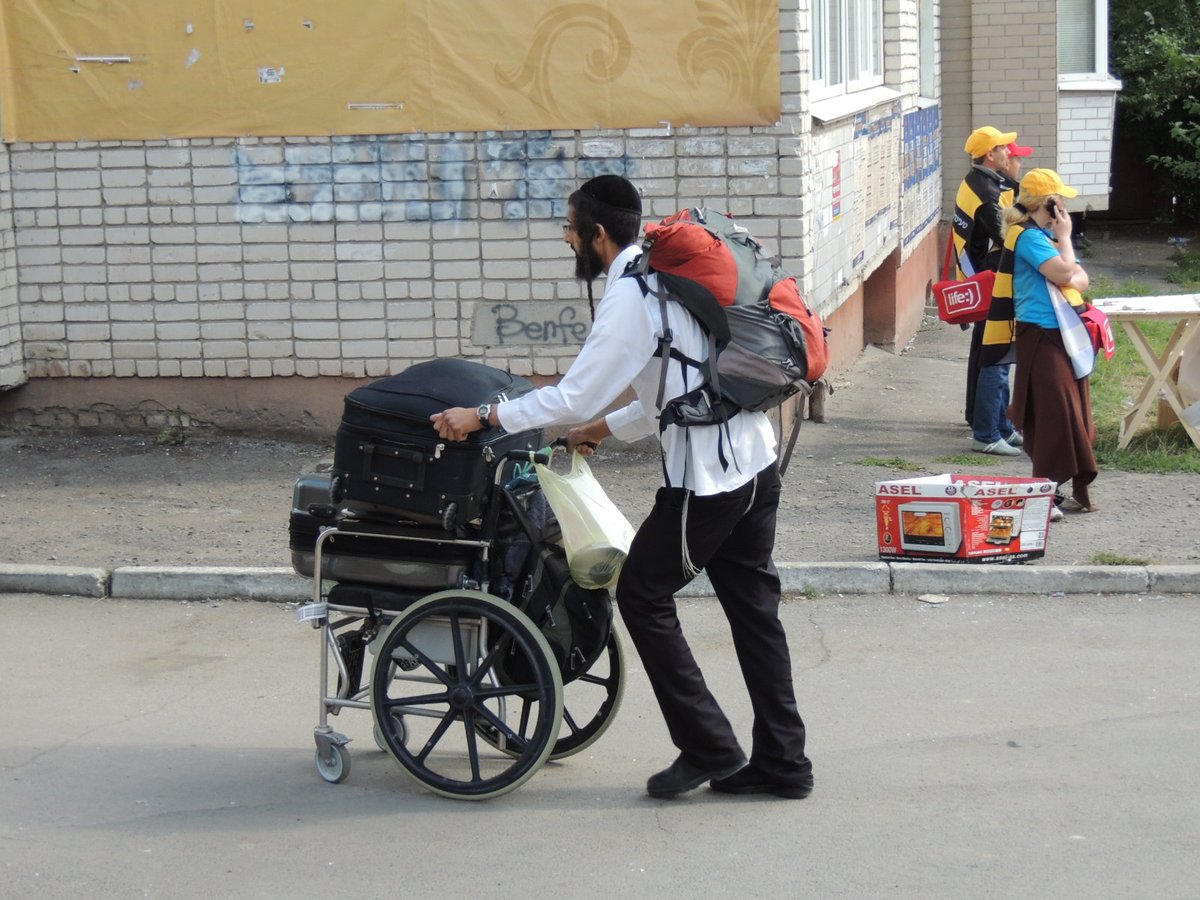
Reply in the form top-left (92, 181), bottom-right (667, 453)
top-left (471, 302), bottom-right (591, 346)
top-left (236, 132), bottom-right (634, 223)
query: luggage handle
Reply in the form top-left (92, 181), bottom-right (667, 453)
top-left (359, 442), bottom-right (427, 492)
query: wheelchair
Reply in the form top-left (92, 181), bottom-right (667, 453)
top-left (291, 445), bottom-right (625, 800)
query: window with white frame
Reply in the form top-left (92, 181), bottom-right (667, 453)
top-left (918, 0), bottom-right (936, 99)
top-left (812, 0), bottom-right (884, 96)
top-left (1058, 0), bottom-right (1110, 78)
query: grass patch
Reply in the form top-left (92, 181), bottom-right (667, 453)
top-left (857, 456), bottom-right (924, 471)
top-left (935, 453), bottom-right (1001, 467)
top-left (155, 406), bottom-right (189, 446)
top-left (1093, 425), bottom-right (1200, 473)
top-left (1167, 247), bottom-right (1200, 291)
top-left (1085, 275), bottom-right (1152, 300)
top-left (1084, 278), bottom-right (1200, 473)
top-left (782, 586), bottom-right (822, 601)
top-left (1089, 551), bottom-right (1152, 567)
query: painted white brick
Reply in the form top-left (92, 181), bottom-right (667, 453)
top-left (203, 340), bottom-right (247, 358)
top-left (336, 261), bottom-right (384, 281)
top-left (112, 322), bottom-right (155, 340)
top-left (295, 340), bottom-right (340, 359)
top-left (200, 321), bottom-right (247, 341)
top-left (159, 340), bottom-right (202, 358)
top-left (342, 340), bottom-right (387, 358)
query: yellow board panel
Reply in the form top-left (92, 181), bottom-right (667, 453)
top-left (0, 0), bottom-right (780, 141)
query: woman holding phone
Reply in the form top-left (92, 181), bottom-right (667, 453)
top-left (989, 168), bottom-right (1097, 516)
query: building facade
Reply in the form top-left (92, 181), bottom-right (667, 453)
top-left (0, 0), bottom-right (943, 437)
top-left (939, 0), bottom-right (1119, 214)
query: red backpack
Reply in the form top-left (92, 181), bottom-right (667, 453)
top-left (623, 207), bottom-right (829, 472)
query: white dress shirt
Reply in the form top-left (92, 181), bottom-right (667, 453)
top-left (497, 244), bottom-right (777, 495)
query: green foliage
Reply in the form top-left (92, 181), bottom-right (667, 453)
top-left (1111, 0), bottom-right (1200, 221)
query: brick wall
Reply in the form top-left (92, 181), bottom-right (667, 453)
top-left (6, 130), bottom-right (807, 382)
top-left (0, 141), bottom-right (21, 389)
top-left (941, 1), bottom-right (1058, 209)
top-left (0, 0), bottom-right (942, 434)
top-left (938, 1), bottom-right (971, 213)
top-left (1057, 89), bottom-right (1118, 210)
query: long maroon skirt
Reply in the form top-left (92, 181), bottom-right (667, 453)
top-left (1010, 322), bottom-right (1097, 500)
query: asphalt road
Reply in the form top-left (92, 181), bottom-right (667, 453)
top-left (3, 591), bottom-right (1198, 899)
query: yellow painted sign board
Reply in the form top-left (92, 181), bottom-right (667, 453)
top-left (0, 0), bottom-right (780, 141)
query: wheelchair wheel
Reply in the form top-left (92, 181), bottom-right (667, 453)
top-left (477, 628), bottom-right (626, 761)
top-left (369, 590), bottom-right (563, 800)
top-left (314, 742), bottom-right (350, 784)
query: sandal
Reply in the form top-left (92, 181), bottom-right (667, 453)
top-left (1060, 497), bottom-right (1099, 514)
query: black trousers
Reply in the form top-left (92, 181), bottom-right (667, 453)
top-left (614, 463), bottom-right (811, 783)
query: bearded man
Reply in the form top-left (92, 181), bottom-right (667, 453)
top-left (432, 175), bottom-right (813, 801)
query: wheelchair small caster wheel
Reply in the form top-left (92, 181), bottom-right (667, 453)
top-left (315, 742), bottom-right (351, 784)
top-left (373, 712), bottom-right (407, 752)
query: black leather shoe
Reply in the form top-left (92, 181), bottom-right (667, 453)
top-left (710, 764), bottom-right (813, 799)
top-left (646, 754), bottom-right (746, 799)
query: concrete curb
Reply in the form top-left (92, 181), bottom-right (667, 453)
top-left (2, 562), bottom-right (1197, 601)
top-left (0, 564), bottom-right (109, 598)
top-left (890, 563), bottom-right (1153, 596)
top-left (108, 566), bottom-right (311, 602)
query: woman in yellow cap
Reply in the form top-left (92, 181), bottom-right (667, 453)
top-left (990, 168), bottom-right (1098, 516)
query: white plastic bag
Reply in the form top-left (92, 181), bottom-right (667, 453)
top-left (534, 452), bottom-right (636, 590)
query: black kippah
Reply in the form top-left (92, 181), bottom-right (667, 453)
top-left (578, 175), bottom-right (642, 215)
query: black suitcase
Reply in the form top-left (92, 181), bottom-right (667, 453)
top-left (330, 359), bottom-right (542, 529)
top-left (289, 472), bottom-right (479, 587)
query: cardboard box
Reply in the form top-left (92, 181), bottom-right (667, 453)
top-left (875, 474), bottom-right (1057, 564)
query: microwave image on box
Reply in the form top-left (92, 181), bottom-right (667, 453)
top-left (986, 508), bottom-right (1024, 544)
top-left (898, 502), bottom-right (963, 553)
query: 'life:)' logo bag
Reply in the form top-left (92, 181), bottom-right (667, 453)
top-left (933, 234), bottom-right (994, 325)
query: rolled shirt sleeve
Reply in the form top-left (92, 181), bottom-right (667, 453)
top-left (605, 399), bottom-right (657, 442)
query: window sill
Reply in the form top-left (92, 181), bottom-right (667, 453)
top-left (1058, 76), bottom-right (1122, 92)
top-left (811, 86), bottom-right (902, 123)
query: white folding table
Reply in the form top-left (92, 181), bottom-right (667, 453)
top-left (1091, 294), bottom-right (1200, 451)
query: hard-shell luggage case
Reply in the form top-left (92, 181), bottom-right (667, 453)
top-left (330, 359), bottom-right (543, 530)
top-left (289, 472), bottom-right (337, 575)
top-left (289, 472), bottom-right (480, 588)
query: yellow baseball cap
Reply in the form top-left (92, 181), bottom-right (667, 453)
top-left (965, 126), bottom-right (1018, 158)
top-left (1019, 168), bottom-right (1079, 199)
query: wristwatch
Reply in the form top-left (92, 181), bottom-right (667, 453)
top-left (476, 402), bottom-right (492, 428)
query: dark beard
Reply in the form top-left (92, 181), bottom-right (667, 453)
top-left (574, 241), bottom-right (604, 282)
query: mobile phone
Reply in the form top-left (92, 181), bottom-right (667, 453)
top-left (1045, 198), bottom-right (1060, 218)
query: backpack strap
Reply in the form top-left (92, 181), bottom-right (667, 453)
top-left (623, 255), bottom-right (708, 411)
top-left (655, 291), bottom-right (674, 410)
top-left (622, 251), bottom-right (740, 487)
top-left (779, 407), bottom-right (803, 476)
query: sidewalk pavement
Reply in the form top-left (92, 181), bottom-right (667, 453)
top-left (1, 315), bottom-right (1198, 602)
